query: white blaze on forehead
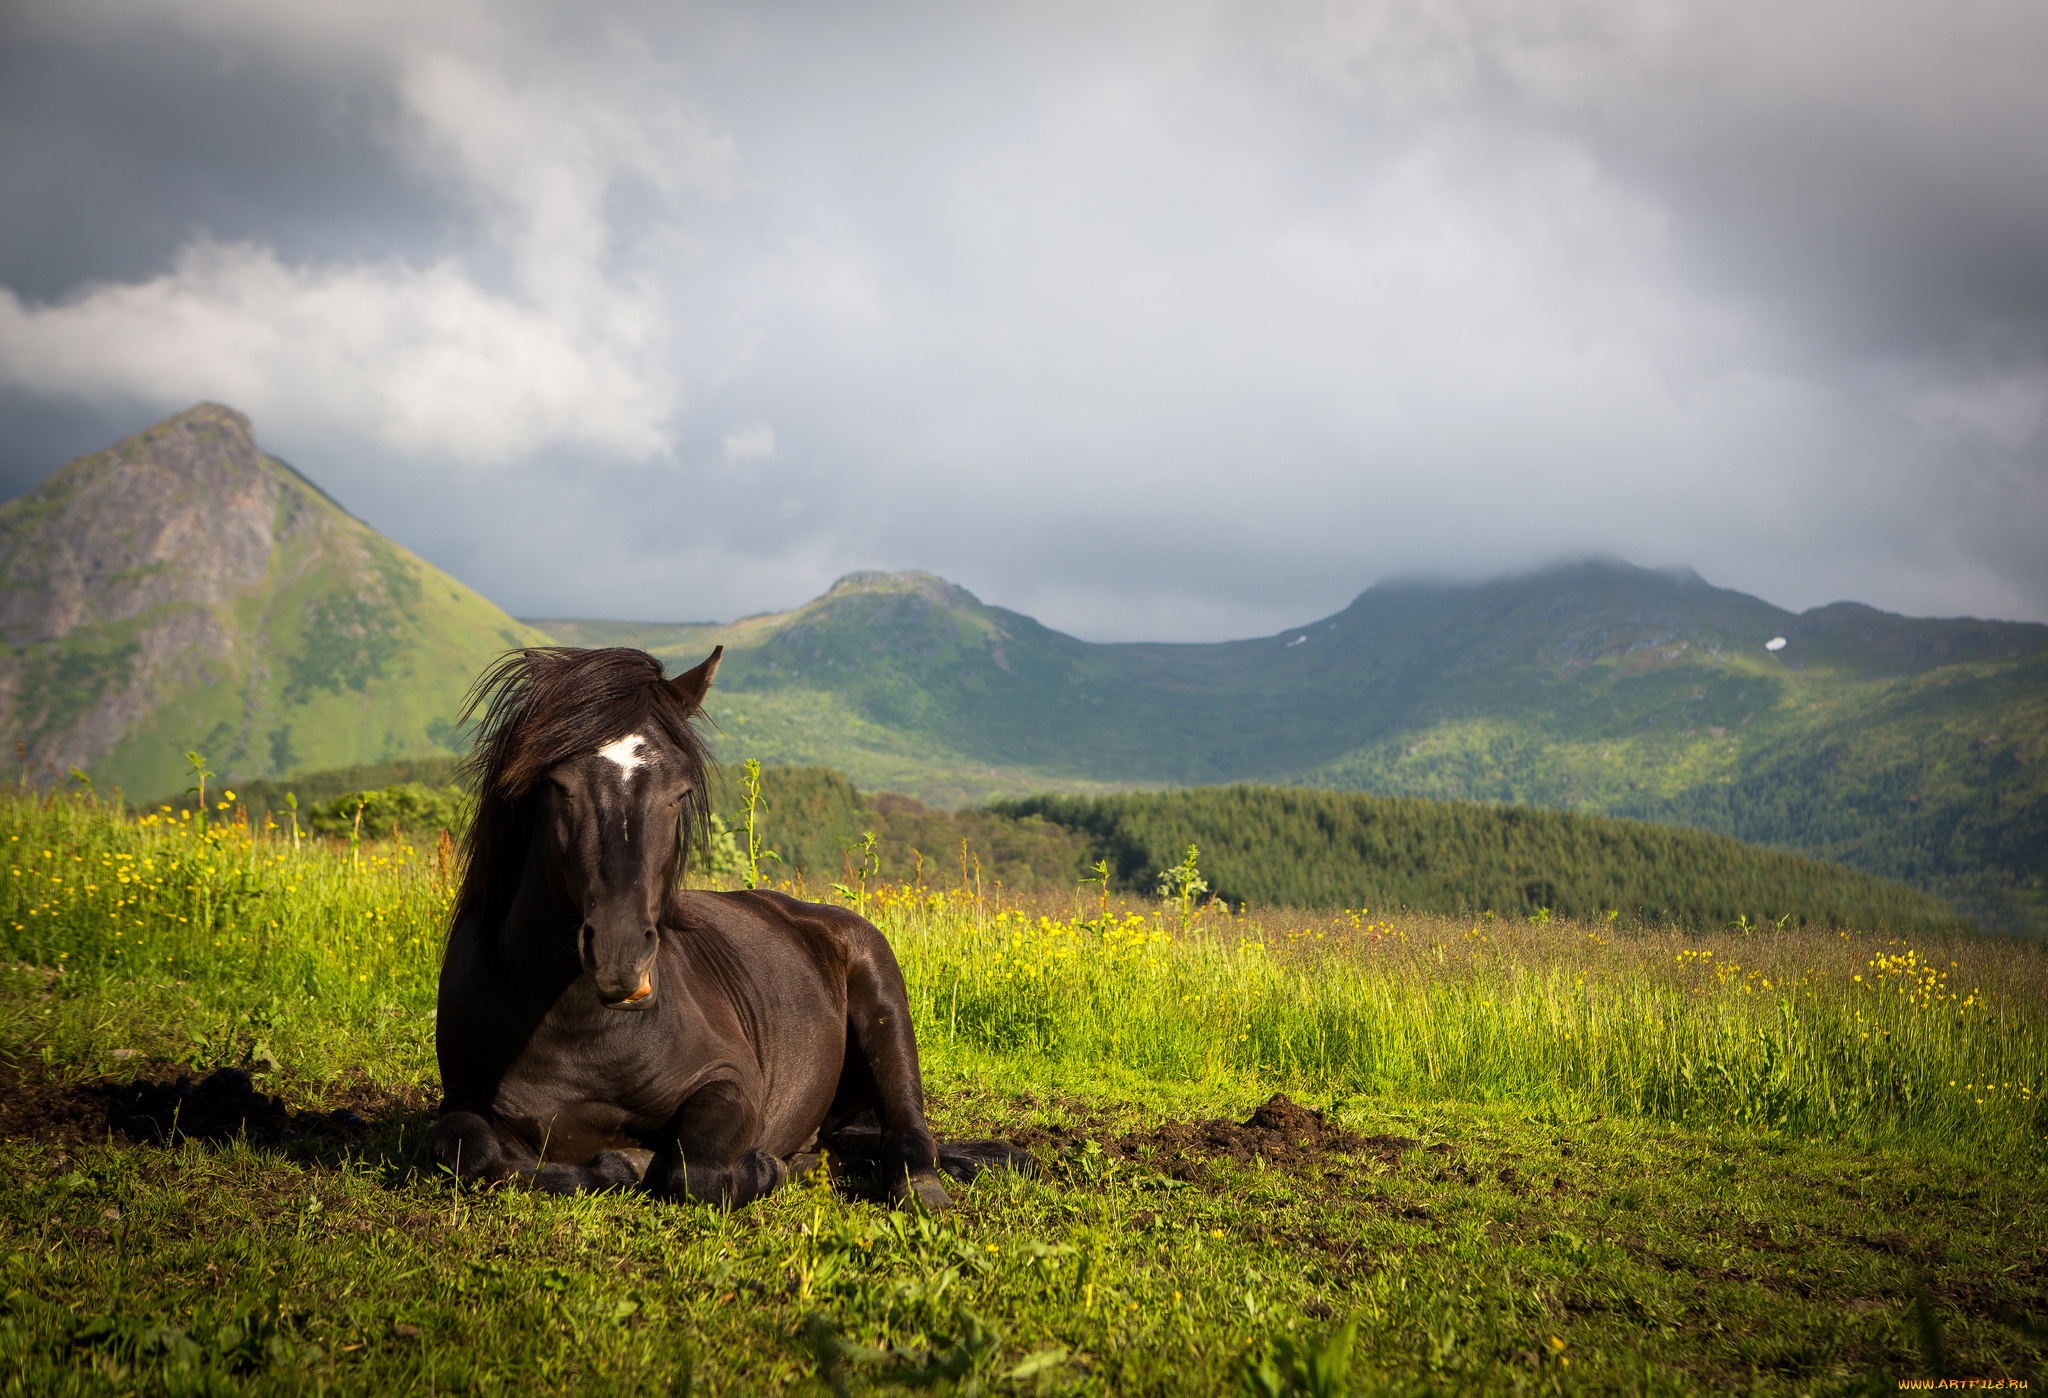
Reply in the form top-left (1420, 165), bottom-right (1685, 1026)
top-left (597, 733), bottom-right (648, 775)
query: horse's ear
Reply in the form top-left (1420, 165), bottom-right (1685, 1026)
top-left (670, 646), bottom-right (722, 710)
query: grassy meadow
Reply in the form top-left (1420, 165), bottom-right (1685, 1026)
top-left (0, 789), bottom-right (2044, 1393)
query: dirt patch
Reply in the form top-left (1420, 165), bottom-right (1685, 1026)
top-left (0, 1057), bottom-right (432, 1154)
top-left (0, 1057), bottom-right (113, 1147)
top-left (6, 1067), bottom-right (1407, 1195)
top-left (1010, 1093), bottom-right (1418, 1182)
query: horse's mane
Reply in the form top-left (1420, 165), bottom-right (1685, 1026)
top-left (451, 647), bottom-right (715, 940)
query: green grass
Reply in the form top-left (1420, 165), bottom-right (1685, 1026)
top-left (1, 791), bottom-right (2044, 1393)
top-left (8, 1086), bottom-right (2046, 1395)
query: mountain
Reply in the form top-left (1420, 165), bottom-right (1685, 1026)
top-left (3, 406), bottom-right (2035, 930)
top-left (529, 564), bottom-right (2048, 933)
top-left (0, 404), bottom-right (549, 799)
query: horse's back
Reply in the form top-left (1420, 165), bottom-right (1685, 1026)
top-left (670, 886), bottom-right (868, 972)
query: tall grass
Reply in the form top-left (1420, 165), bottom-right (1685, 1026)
top-left (894, 888), bottom-right (2046, 1154)
top-left (1, 791), bottom-right (2041, 1162)
top-left (0, 792), bottom-right (448, 1002)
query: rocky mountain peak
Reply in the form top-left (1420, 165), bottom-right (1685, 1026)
top-left (0, 402), bottom-right (322, 646)
top-left (152, 401), bottom-right (255, 445)
top-left (823, 569), bottom-right (984, 613)
top-left (0, 403), bottom-right (544, 796)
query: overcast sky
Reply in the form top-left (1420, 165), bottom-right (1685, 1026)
top-left (2, 0), bottom-right (2044, 641)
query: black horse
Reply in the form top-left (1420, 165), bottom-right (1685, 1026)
top-left (430, 646), bottom-right (1016, 1208)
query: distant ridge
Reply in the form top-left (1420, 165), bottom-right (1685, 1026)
top-left (531, 563), bottom-right (2047, 934)
top-left (0, 404), bottom-right (551, 799)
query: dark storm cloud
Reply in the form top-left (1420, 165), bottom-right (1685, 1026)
top-left (1590, 16), bottom-right (2048, 367)
top-left (1, 0), bottom-right (2043, 639)
top-left (0, 8), bottom-right (445, 300)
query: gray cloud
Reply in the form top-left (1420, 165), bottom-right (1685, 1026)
top-left (2, 0), bottom-right (2043, 640)
top-left (0, 6), bottom-right (439, 299)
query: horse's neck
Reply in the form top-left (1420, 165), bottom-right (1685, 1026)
top-left (491, 845), bottom-right (582, 989)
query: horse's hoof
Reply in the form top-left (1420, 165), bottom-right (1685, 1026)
top-left (891, 1172), bottom-right (953, 1212)
top-left (786, 1151), bottom-right (825, 1181)
top-left (587, 1151), bottom-right (649, 1188)
top-left (609, 1148), bottom-right (656, 1182)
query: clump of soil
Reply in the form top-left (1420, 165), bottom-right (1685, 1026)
top-left (1012, 1093), bottom-right (1418, 1181)
top-left (0, 1057), bottom-right (112, 1146)
top-left (0, 1057), bottom-right (429, 1153)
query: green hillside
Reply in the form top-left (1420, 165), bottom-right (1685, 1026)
top-left (1634, 652), bottom-right (2048, 936)
top-left (705, 764), bottom-right (1096, 893)
top-left (995, 787), bottom-right (1961, 932)
top-left (191, 749), bottom-right (1963, 930)
top-left (532, 564), bottom-right (2047, 933)
top-left (0, 404), bottom-right (551, 800)
top-left (690, 762), bottom-right (1956, 931)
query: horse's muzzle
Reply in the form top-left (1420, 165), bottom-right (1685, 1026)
top-left (601, 971), bottom-right (656, 1011)
top-left (582, 919), bottom-right (657, 1010)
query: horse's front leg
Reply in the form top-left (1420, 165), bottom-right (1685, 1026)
top-left (430, 1109), bottom-right (643, 1194)
top-left (644, 1078), bottom-right (791, 1208)
top-left (431, 1108), bottom-right (535, 1185)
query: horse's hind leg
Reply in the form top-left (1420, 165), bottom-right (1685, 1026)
top-left (842, 926), bottom-right (950, 1210)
